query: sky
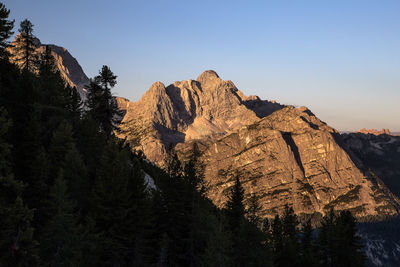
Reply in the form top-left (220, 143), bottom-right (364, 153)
top-left (4, 0), bottom-right (400, 131)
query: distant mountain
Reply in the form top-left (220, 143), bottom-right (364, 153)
top-left (7, 34), bottom-right (89, 99)
top-left (356, 128), bottom-right (393, 136)
top-left (342, 132), bottom-right (400, 198)
top-left (117, 70), bottom-right (400, 219)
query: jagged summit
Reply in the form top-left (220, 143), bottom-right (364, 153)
top-left (118, 70), bottom-right (283, 163)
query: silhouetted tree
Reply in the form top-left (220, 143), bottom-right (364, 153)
top-left (90, 141), bottom-right (148, 266)
top-left (299, 219), bottom-right (318, 267)
top-left (246, 193), bottom-right (262, 227)
top-left (0, 109), bottom-right (39, 266)
top-left (332, 210), bottom-right (365, 267)
top-left (0, 2), bottom-right (14, 59)
top-left (225, 175), bottom-right (245, 235)
top-left (86, 65), bottom-right (121, 137)
top-left (202, 215), bottom-right (232, 267)
top-left (40, 172), bottom-right (82, 266)
top-left (11, 19), bottom-right (38, 72)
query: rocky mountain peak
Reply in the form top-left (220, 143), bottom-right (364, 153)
top-left (197, 69), bottom-right (220, 80)
top-left (144, 81), bottom-right (166, 99)
top-left (196, 70), bottom-right (223, 90)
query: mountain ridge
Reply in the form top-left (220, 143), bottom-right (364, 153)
top-left (117, 70), bottom-right (400, 219)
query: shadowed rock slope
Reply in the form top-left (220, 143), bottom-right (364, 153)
top-left (118, 70), bottom-right (400, 219)
top-left (7, 35), bottom-right (89, 98)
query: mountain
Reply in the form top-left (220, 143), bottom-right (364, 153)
top-left (118, 70), bottom-right (400, 219)
top-left (356, 128), bottom-right (393, 136)
top-left (7, 34), bottom-right (89, 98)
top-left (342, 132), bottom-right (400, 198)
top-left (118, 70), bottom-right (282, 164)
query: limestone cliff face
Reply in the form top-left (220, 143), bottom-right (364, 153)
top-left (118, 70), bottom-right (282, 165)
top-left (118, 70), bottom-right (400, 219)
top-left (7, 35), bottom-right (89, 98)
top-left (177, 106), bottom-right (400, 218)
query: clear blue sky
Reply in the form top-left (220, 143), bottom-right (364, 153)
top-left (4, 0), bottom-right (400, 131)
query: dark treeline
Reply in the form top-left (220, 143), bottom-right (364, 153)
top-left (0, 2), bottom-right (366, 266)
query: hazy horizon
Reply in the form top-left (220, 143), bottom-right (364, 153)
top-left (4, 0), bottom-right (400, 131)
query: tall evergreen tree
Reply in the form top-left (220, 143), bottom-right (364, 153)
top-left (225, 175), bottom-right (245, 235)
top-left (202, 215), bottom-right (232, 267)
top-left (63, 145), bottom-right (88, 214)
top-left (11, 19), bottom-right (38, 72)
top-left (65, 85), bottom-right (83, 127)
top-left (225, 175), bottom-right (246, 265)
top-left (0, 109), bottom-right (39, 266)
top-left (40, 172), bottom-right (82, 266)
top-left (271, 214), bottom-right (284, 266)
top-left (0, 2), bottom-right (14, 59)
top-left (182, 143), bottom-right (207, 266)
top-left (317, 209), bottom-right (336, 267)
top-left (299, 219), bottom-right (318, 267)
top-left (271, 206), bottom-right (301, 267)
top-left (86, 65), bottom-right (121, 137)
top-left (48, 121), bottom-right (75, 178)
top-left (246, 193), bottom-right (262, 227)
top-left (332, 210), bottom-right (365, 267)
top-left (90, 140), bottom-right (148, 266)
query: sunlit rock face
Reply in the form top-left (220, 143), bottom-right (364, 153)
top-left (117, 70), bottom-right (282, 165)
top-left (177, 106), bottom-right (400, 219)
top-left (118, 70), bottom-right (400, 219)
top-left (7, 35), bottom-right (89, 99)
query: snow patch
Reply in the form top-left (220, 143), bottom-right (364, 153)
top-left (144, 172), bottom-right (157, 191)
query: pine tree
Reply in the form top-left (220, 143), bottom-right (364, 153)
top-left (65, 85), bottom-right (83, 127)
top-left (225, 175), bottom-right (245, 235)
top-left (63, 145), bottom-right (89, 213)
top-left (225, 175), bottom-right (246, 265)
top-left (271, 214), bottom-right (284, 266)
top-left (0, 2), bottom-right (14, 59)
top-left (202, 214), bottom-right (232, 267)
top-left (158, 152), bottom-right (191, 266)
top-left (40, 172), bottom-right (82, 266)
top-left (246, 193), bottom-right (261, 227)
top-left (299, 219), bottom-right (318, 267)
top-left (183, 142), bottom-right (206, 194)
top-left (281, 205), bottom-right (300, 267)
top-left (0, 109), bottom-right (39, 266)
top-left (317, 209), bottom-right (336, 267)
top-left (182, 143), bottom-right (207, 266)
top-left (48, 121), bottom-right (75, 178)
top-left (332, 210), bottom-right (365, 267)
top-left (11, 19), bottom-right (38, 72)
top-left (38, 45), bottom-right (67, 107)
top-left (86, 65), bottom-right (121, 137)
top-left (166, 147), bottom-right (183, 179)
top-left (91, 140), bottom-right (148, 266)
